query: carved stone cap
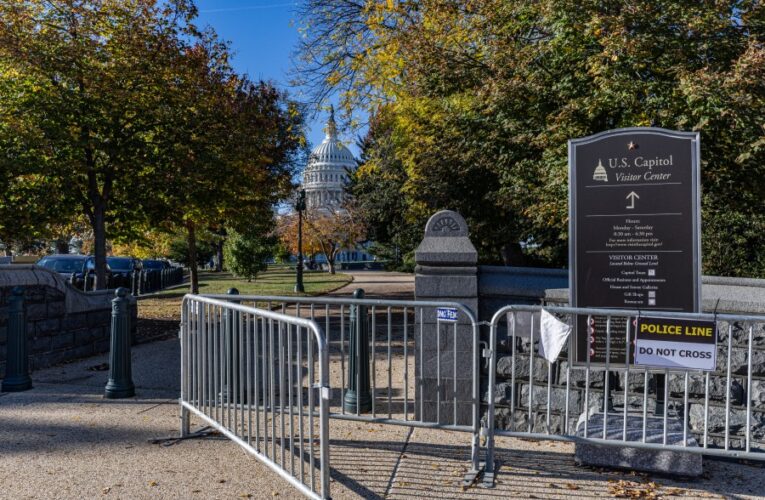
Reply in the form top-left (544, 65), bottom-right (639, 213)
top-left (415, 210), bottom-right (477, 265)
top-left (424, 210), bottom-right (469, 238)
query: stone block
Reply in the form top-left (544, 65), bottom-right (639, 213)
top-left (73, 328), bottom-right (95, 346)
top-left (492, 408), bottom-right (569, 434)
top-left (64, 344), bottom-right (94, 360)
top-left (34, 318), bottom-right (60, 335)
top-left (415, 275), bottom-right (477, 299)
top-left (666, 373), bottom-right (744, 404)
top-left (753, 380), bottom-right (765, 409)
top-left (62, 313), bottom-right (88, 331)
top-left (688, 403), bottom-right (763, 435)
top-left (417, 350), bottom-right (475, 379)
top-left (51, 332), bottom-right (75, 351)
top-left (574, 412), bottom-right (703, 477)
top-left (32, 336), bottom-right (52, 353)
top-left (496, 354), bottom-right (549, 382)
top-left (718, 347), bottom-right (765, 377)
top-left (47, 300), bottom-right (66, 318)
top-left (94, 338), bottom-right (111, 354)
top-left (26, 303), bottom-right (48, 321)
top-left (517, 383), bottom-right (581, 414)
top-left (87, 309), bottom-right (111, 328)
top-left (416, 400), bottom-right (474, 425)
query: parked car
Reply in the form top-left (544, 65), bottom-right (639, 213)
top-left (36, 254), bottom-right (111, 289)
top-left (106, 256), bottom-right (143, 287)
top-left (142, 259), bottom-right (171, 271)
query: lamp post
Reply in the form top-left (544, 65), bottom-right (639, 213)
top-left (295, 189), bottom-right (306, 293)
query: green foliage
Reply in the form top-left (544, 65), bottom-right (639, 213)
top-left (302, 0), bottom-right (765, 276)
top-left (169, 236), bottom-right (215, 268)
top-left (223, 229), bottom-right (274, 281)
top-left (349, 110), bottom-right (424, 269)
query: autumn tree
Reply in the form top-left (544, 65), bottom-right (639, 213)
top-left (0, 0), bottom-right (198, 287)
top-left (277, 202), bottom-right (367, 274)
top-left (298, 0), bottom-right (765, 276)
top-left (149, 35), bottom-right (306, 293)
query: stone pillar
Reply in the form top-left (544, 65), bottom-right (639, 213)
top-left (414, 210), bottom-right (478, 425)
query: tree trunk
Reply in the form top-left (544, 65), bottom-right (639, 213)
top-left (327, 251), bottom-right (336, 275)
top-left (215, 240), bottom-right (224, 272)
top-left (55, 239), bottom-right (69, 254)
top-left (93, 202), bottom-right (108, 289)
top-left (500, 242), bottom-right (525, 266)
top-left (187, 220), bottom-right (199, 294)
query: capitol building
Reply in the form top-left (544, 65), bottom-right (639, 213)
top-left (301, 109), bottom-right (371, 263)
top-left (303, 109), bottom-right (355, 210)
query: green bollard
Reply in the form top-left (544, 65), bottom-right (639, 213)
top-left (2, 287), bottom-right (32, 392)
top-left (104, 288), bottom-right (135, 398)
top-left (343, 288), bottom-right (372, 413)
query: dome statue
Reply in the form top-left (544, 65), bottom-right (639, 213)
top-left (303, 107), bottom-right (356, 210)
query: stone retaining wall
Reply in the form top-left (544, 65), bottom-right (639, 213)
top-left (411, 209), bottom-right (765, 455)
top-left (481, 270), bottom-right (765, 453)
top-left (0, 266), bottom-right (137, 375)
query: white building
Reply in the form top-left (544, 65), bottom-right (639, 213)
top-left (303, 108), bottom-right (355, 210)
top-left (301, 109), bottom-right (371, 263)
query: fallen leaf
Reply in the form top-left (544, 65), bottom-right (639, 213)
top-left (566, 483), bottom-right (580, 490)
top-left (148, 481), bottom-right (158, 487)
top-left (102, 487), bottom-right (111, 495)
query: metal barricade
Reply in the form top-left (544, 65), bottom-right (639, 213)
top-left (486, 304), bottom-right (765, 472)
top-left (206, 294), bottom-right (486, 485)
top-left (180, 295), bottom-right (331, 500)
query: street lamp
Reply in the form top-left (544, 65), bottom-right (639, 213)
top-left (294, 189), bottom-right (306, 293)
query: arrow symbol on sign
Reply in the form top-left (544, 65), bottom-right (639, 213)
top-left (626, 191), bottom-right (639, 209)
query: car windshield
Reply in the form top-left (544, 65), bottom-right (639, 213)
top-left (39, 258), bottom-right (85, 273)
top-left (142, 260), bottom-right (165, 270)
top-left (107, 257), bottom-right (132, 271)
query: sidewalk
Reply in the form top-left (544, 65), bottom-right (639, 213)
top-left (328, 271), bottom-right (414, 300)
top-left (2, 336), bottom-right (765, 499)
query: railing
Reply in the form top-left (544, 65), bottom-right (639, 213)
top-left (486, 304), bottom-right (765, 472)
top-left (180, 295), bottom-right (330, 499)
top-left (205, 293), bottom-right (486, 486)
top-left (70, 267), bottom-right (184, 294)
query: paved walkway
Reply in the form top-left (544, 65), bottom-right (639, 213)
top-left (329, 270), bottom-right (414, 300)
top-left (2, 336), bottom-right (765, 499)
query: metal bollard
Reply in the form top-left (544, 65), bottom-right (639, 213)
top-left (2, 287), bottom-right (32, 392)
top-left (104, 288), bottom-right (135, 398)
top-left (343, 288), bottom-right (372, 413)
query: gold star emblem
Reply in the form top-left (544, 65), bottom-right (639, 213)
top-left (628, 141), bottom-right (637, 150)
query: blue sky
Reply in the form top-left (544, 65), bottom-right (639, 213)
top-left (195, 0), bottom-right (360, 160)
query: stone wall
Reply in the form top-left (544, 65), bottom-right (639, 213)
top-left (411, 210), bottom-right (765, 453)
top-left (0, 266), bottom-right (137, 375)
top-left (479, 268), bottom-right (765, 453)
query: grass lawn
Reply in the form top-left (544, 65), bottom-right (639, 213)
top-left (136, 267), bottom-right (353, 341)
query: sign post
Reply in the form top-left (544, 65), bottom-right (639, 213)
top-left (569, 128), bottom-right (701, 366)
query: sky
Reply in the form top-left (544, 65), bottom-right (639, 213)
top-left (194, 0), bottom-right (361, 162)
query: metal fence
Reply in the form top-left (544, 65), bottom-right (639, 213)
top-left (180, 295), bottom-right (330, 500)
top-left (486, 304), bottom-right (765, 472)
top-left (72, 267), bottom-right (184, 294)
top-left (205, 293), bottom-right (487, 486)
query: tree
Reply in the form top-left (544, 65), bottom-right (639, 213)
top-left (277, 202), bottom-right (367, 274)
top-left (149, 36), bottom-right (306, 293)
top-left (168, 234), bottom-right (215, 269)
top-left (0, 0), bottom-right (197, 287)
top-left (223, 229), bottom-right (274, 281)
top-left (350, 108), bottom-right (423, 270)
top-left (298, 0), bottom-right (765, 276)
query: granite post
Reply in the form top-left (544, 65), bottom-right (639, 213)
top-left (414, 210), bottom-right (478, 424)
